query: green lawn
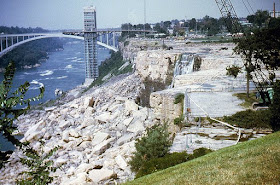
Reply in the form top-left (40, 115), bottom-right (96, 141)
top-left (125, 132), bottom-right (280, 185)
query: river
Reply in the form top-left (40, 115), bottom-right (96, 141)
top-left (0, 40), bottom-right (110, 151)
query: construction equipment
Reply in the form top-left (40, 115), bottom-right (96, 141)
top-left (252, 88), bottom-right (274, 110)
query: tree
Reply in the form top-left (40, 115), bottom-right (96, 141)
top-left (129, 124), bottom-right (171, 172)
top-left (201, 15), bottom-right (220, 36)
top-left (189, 18), bottom-right (197, 31)
top-left (247, 10), bottom-right (269, 28)
top-left (234, 18), bottom-right (280, 102)
top-left (0, 62), bottom-right (44, 147)
top-left (0, 62), bottom-right (57, 184)
top-left (269, 81), bottom-right (280, 132)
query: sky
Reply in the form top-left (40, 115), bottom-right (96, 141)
top-left (0, 0), bottom-right (278, 30)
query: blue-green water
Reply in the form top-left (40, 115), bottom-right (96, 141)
top-left (0, 40), bottom-right (110, 151)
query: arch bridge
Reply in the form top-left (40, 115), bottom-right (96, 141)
top-left (0, 31), bottom-right (120, 58)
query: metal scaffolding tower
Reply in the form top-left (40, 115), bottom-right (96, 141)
top-left (84, 6), bottom-right (98, 80)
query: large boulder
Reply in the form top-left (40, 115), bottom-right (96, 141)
top-left (115, 155), bottom-right (127, 170)
top-left (92, 138), bottom-right (114, 155)
top-left (95, 112), bottom-right (112, 123)
top-left (125, 100), bottom-right (138, 113)
top-left (88, 168), bottom-right (116, 183)
top-left (23, 120), bottom-right (46, 142)
top-left (92, 132), bottom-right (110, 146)
top-left (127, 120), bottom-right (145, 133)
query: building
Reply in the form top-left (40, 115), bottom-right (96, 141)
top-left (270, 11), bottom-right (280, 18)
top-left (84, 6), bottom-right (98, 81)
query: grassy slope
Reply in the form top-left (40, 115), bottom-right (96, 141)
top-left (126, 132), bottom-right (280, 185)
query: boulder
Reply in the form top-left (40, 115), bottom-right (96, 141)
top-left (92, 132), bottom-right (110, 146)
top-left (127, 120), bottom-right (145, 133)
top-left (92, 138), bottom-right (114, 155)
top-left (88, 168), bottom-right (116, 183)
top-left (55, 157), bottom-right (68, 166)
top-left (59, 120), bottom-right (71, 130)
top-left (60, 108), bottom-right (69, 116)
top-left (76, 163), bottom-right (93, 174)
top-left (125, 100), bottom-right (138, 113)
top-left (81, 117), bottom-right (96, 128)
top-left (23, 120), bottom-right (46, 142)
top-left (123, 117), bottom-right (134, 126)
top-left (95, 112), bottom-right (112, 123)
top-left (117, 134), bottom-right (135, 146)
top-left (115, 155), bottom-right (127, 170)
top-left (68, 129), bottom-right (80, 138)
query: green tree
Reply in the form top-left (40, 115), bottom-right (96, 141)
top-left (129, 124), bottom-right (171, 172)
top-left (269, 81), bottom-right (280, 132)
top-left (234, 18), bottom-right (280, 102)
top-left (0, 62), bottom-right (57, 184)
top-left (247, 10), bottom-right (270, 28)
top-left (189, 18), bottom-right (197, 31)
top-left (0, 62), bottom-right (44, 147)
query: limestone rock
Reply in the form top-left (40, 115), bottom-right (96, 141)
top-left (115, 155), bottom-right (127, 170)
top-left (69, 129), bottom-right (80, 138)
top-left (125, 100), bottom-right (138, 113)
top-left (127, 120), bottom-right (145, 133)
top-left (23, 120), bottom-right (45, 142)
top-left (88, 168), bottom-right (115, 183)
top-left (123, 117), bottom-right (134, 126)
top-left (92, 138), bottom-right (114, 155)
top-left (92, 132), bottom-right (110, 146)
top-left (117, 134), bottom-right (135, 146)
top-left (95, 112), bottom-right (112, 123)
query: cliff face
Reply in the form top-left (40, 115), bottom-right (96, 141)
top-left (135, 50), bottom-right (180, 83)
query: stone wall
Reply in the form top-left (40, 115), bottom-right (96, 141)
top-left (150, 88), bottom-right (186, 133)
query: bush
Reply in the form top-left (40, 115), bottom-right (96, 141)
top-left (129, 124), bottom-right (171, 172)
top-left (174, 93), bottom-right (184, 104)
top-left (136, 152), bottom-right (189, 178)
top-left (193, 56), bottom-right (202, 71)
top-left (223, 109), bottom-right (271, 129)
top-left (174, 116), bottom-right (185, 130)
top-left (190, 148), bottom-right (213, 160)
top-left (139, 78), bottom-right (166, 107)
top-left (270, 81), bottom-right (280, 131)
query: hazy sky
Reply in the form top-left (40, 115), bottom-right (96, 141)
top-left (0, 0), bottom-right (278, 30)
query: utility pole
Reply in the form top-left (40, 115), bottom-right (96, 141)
top-left (144, 0), bottom-right (146, 38)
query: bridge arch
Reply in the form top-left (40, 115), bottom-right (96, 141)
top-left (0, 33), bottom-right (118, 58)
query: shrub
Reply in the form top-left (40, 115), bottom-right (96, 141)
top-left (129, 124), bottom-right (171, 172)
top-left (189, 148), bottom-right (213, 160)
top-left (139, 78), bottom-right (166, 107)
top-left (270, 81), bottom-right (280, 131)
top-left (174, 116), bottom-right (185, 130)
top-left (223, 109), bottom-right (271, 129)
top-left (136, 152), bottom-right (189, 178)
top-left (124, 41), bottom-right (130, 47)
top-left (135, 148), bottom-right (213, 178)
top-left (193, 56), bottom-right (202, 71)
top-left (174, 93), bottom-right (184, 104)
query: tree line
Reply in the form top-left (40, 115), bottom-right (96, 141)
top-left (121, 10), bottom-right (270, 37)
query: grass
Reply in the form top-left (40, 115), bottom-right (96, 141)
top-left (234, 92), bottom-right (258, 108)
top-left (125, 131), bottom-right (280, 185)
